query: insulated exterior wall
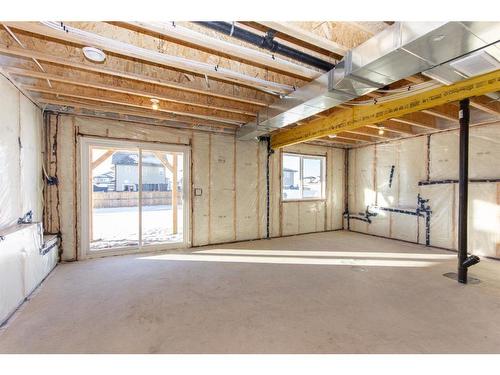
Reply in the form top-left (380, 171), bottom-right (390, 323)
top-left (0, 75), bottom-right (43, 229)
top-left (348, 122), bottom-right (500, 259)
top-left (348, 146), bottom-right (375, 233)
top-left (0, 224), bottom-right (58, 325)
top-left (48, 114), bottom-right (346, 260)
top-left (0, 75), bottom-right (53, 325)
top-left (209, 135), bottom-right (235, 244)
top-left (191, 132), bottom-right (210, 246)
top-left (330, 148), bottom-right (345, 230)
top-left (235, 139), bottom-right (260, 241)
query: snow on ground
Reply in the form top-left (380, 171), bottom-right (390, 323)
top-left (91, 205), bottom-right (183, 250)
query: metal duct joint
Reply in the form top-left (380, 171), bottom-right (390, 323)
top-left (237, 22), bottom-right (500, 141)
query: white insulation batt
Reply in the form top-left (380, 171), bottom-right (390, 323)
top-left (48, 114), bottom-right (346, 260)
top-left (0, 75), bottom-right (56, 325)
top-left (0, 75), bottom-right (43, 228)
top-left (0, 224), bottom-right (58, 325)
top-left (348, 122), bottom-right (500, 259)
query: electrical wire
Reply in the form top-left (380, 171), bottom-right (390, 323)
top-left (40, 21), bottom-right (289, 96)
top-left (3, 24), bottom-right (53, 88)
top-left (343, 81), bottom-right (442, 106)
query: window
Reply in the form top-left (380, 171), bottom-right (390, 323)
top-left (282, 153), bottom-right (325, 201)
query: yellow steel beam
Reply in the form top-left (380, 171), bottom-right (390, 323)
top-left (271, 70), bottom-right (500, 149)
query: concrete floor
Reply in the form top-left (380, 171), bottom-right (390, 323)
top-left (1, 230), bottom-right (500, 354)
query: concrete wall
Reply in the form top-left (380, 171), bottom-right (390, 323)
top-left (347, 121), bottom-right (500, 259)
top-left (46, 114), bottom-right (346, 260)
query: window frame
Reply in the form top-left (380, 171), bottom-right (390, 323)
top-left (281, 152), bottom-right (326, 202)
top-left (80, 136), bottom-right (191, 260)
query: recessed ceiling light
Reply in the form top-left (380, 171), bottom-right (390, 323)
top-left (328, 134), bottom-right (337, 138)
top-left (378, 125), bottom-right (385, 135)
top-left (150, 98), bottom-right (160, 111)
top-left (82, 47), bottom-right (106, 63)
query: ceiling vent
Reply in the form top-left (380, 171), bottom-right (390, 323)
top-left (450, 50), bottom-right (500, 77)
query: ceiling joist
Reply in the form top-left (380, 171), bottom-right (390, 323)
top-left (6, 66), bottom-right (258, 117)
top-left (0, 44), bottom-right (271, 108)
top-left (122, 21), bottom-right (320, 80)
top-left (366, 121), bottom-right (417, 135)
top-left (270, 70), bottom-right (500, 148)
top-left (3, 22), bottom-right (294, 94)
top-left (29, 86), bottom-right (242, 127)
top-left (257, 22), bottom-right (348, 57)
top-left (40, 97), bottom-right (237, 132)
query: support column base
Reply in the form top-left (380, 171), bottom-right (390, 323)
top-left (443, 272), bottom-right (480, 284)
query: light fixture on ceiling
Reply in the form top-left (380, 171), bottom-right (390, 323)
top-left (82, 46), bottom-right (106, 63)
top-left (150, 98), bottom-right (160, 111)
top-left (378, 125), bottom-right (385, 135)
top-left (328, 134), bottom-right (337, 139)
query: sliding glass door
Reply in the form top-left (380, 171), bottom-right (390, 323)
top-left (140, 150), bottom-right (184, 246)
top-left (81, 138), bottom-right (190, 258)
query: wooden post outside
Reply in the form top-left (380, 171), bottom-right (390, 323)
top-left (172, 154), bottom-right (178, 235)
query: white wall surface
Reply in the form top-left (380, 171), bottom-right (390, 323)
top-left (48, 114), bottom-right (346, 260)
top-left (0, 75), bottom-right (43, 229)
top-left (348, 122), bottom-right (500, 259)
top-left (0, 75), bottom-right (55, 325)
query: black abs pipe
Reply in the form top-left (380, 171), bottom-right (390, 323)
top-left (344, 148), bottom-right (350, 230)
top-left (457, 98), bottom-right (480, 284)
top-left (195, 21), bottom-right (335, 71)
top-left (259, 136), bottom-right (274, 239)
top-left (418, 178), bottom-right (500, 186)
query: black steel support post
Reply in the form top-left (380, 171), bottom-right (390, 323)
top-left (458, 98), bottom-right (470, 284)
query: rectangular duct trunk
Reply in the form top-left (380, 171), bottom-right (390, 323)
top-left (238, 22), bottom-right (500, 141)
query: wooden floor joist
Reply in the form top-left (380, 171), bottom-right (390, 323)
top-left (391, 112), bottom-right (438, 130)
top-left (257, 22), bottom-right (348, 57)
top-left (122, 22), bottom-right (321, 80)
top-left (470, 96), bottom-right (500, 116)
top-left (271, 70), bottom-right (500, 148)
top-left (345, 127), bottom-right (395, 140)
top-left (3, 22), bottom-right (294, 94)
top-left (5, 66), bottom-right (259, 117)
top-left (37, 97), bottom-right (238, 131)
top-left (366, 121), bottom-right (417, 135)
top-left (26, 85), bottom-right (247, 126)
top-left (0, 45), bottom-right (271, 108)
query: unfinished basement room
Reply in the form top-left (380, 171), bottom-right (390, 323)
top-left (1, 2), bottom-right (500, 369)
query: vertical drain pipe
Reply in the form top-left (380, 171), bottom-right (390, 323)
top-left (344, 148), bottom-right (350, 231)
top-left (457, 98), bottom-right (479, 283)
top-left (259, 136), bottom-right (273, 239)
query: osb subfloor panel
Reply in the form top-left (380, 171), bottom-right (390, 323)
top-left (1, 231), bottom-right (500, 353)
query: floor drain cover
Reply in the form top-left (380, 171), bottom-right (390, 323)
top-left (443, 272), bottom-right (481, 284)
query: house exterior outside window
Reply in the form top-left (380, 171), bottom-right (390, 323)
top-left (282, 153), bottom-right (325, 201)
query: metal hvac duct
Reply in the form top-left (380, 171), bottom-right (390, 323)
top-left (237, 22), bottom-right (500, 140)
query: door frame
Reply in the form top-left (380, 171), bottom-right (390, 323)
top-left (79, 136), bottom-right (191, 259)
